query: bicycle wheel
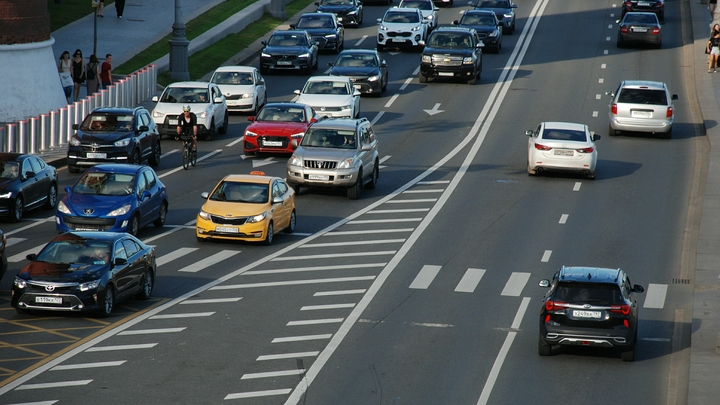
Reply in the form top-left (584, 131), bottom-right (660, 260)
top-left (182, 144), bottom-right (190, 170)
top-left (191, 147), bottom-right (197, 167)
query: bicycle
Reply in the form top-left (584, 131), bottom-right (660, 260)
top-left (180, 136), bottom-right (197, 170)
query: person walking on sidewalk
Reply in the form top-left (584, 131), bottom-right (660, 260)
top-left (57, 50), bottom-right (73, 103)
top-left (116, 0), bottom-right (125, 18)
top-left (711, 0), bottom-right (717, 19)
top-left (101, 54), bottom-right (113, 89)
top-left (708, 24), bottom-right (720, 73)
top-left (86, 54), bottom-right (101, 95)
top-left (95, 0), bottom-right (104, 17)
top-left (71, 49), bottom-right (86, 102)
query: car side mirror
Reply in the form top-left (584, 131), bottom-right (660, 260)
top-left (294, 90), bottom-right (301, 95)
top-left (476, 42), bottom-right (484, 48)
top-left (511, 3), bottom-right (517, 8)
top-left (381, 60), bottom-right (387, 67)
top-left (114, 257), bottom-right (127, 266)
top-left (525, 130), bottom-right (533, 136)
top-left (26, 253), bottom-right (37, 261)
top-left (248, 116), bottom-right (255, 122)
top-left (291, 139), bottom-right (299, 149)
top-left (65, 186), bottom-right (72, 192)
top-left (261, 40), bottom-right (267, 46)
top-left (289, 24), bottom-right (297, 29)
top-left (633, 284), bottom-right (645, 293)
top-left (452, 20), bottom-right (459, 25)
top-left (310, 117), bottom-right (317, 123)
top-left (72, 124), bottom-right (79, 130)
top-left (139, 125), bottom-right (149, 132)
top-left (361, 143), bottom-right (372, 151)
top-left (272, 195), bottom-right (283, 204)
top-left (201, 191), bottom-right (209, 199)
top-left (538, 279), bottom-right (550, 288)
top-left (23, 171), bottom-right (36, 180)
top-left (328, 62), bottom-right (334, 67)
top-left (353, 89), bottom-right (361, 96)
top-left (672, 94), bottom-right (679, 100)
top-left (141, 190), bottom-right (151, 201)
top-left (151, 95), bottom-right (159, 102)
top-left (418, 40), bottom-right (426, 46)
top-left (213, 96), bottom-right (223, 103)
top-left (593, 134), bottom-right (601, 141)
top-left (377, 18), bottom-right (382, 24)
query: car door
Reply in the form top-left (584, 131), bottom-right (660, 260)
top-left (134, 110), bottom-right (152, 161)
top-left (121, 238), bottom-right (146, 293)
top-left (19, 157), bottom-right (43, 207)
top-left (349, 80), bottom-right (361, 116)
top-left (110, 240), bottom-right (133, 299)
top-left (28, 157), bottom-right (51, 207)
top-left (138, 169), bottom-right (162, 227)
top-left (359, 125), bottom-right (375, 177)
top-left (255, 70), bottom-right (266, 106)
top-left (211, 84), bottom-right (225, 124)
top-left (133, 169), bottom-right (151, 226)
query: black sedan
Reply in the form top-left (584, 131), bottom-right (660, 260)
top-left (0, 153), bottom-right (58, 222)
top-left (291, 12), bottom-right (345, 53)
top-left (622, 0), bottom-right (664, 22)
top-left (616, 12), bottom-right (662, 48)
top-left (260, 30), bottom-right (319, 75)
top-left (328, 49), bottom-right (388, 96)
top-left (11, 232), bottom-right (156, 317)
top-left (474, 0), bottom-right (517, 34)
top-left (67, 106), bottom-right (161, 173)
top-left (453, 9), bottom-right (503, 53)
top-left (315, 0), bottom-right (363, 27)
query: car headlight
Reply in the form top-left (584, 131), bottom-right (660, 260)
top-left (463, 56), bottom-right (474, 65)
top-left (197, 111), bottom-right (208, 119)
top-left (69, 136), bottom-right (81, 146)
top-left (57, 200), bottom-right (71, 214)
top-left (199, 210), bottom-right (211, 220)
top-left (379, 25), bottom-right (388, 31)
top-left (241, 93), bottom-right (253, 99)
top-left (246, 212), bottom-right (267, 223)
top-left (79, 280), bottom-right (101, 292)
top-left (290, 132), bottom-right (304, 139)
top-left (503, 13), bottom-right (513, 18)
top-left (298, 52), bottom-right (310, 58)
top-left (289, 155), bottom-right (302, 166)
top-left (426, 15), bottom-right (434, 20)
top-left (0, 191), bottom-right (12, 199)
top-left (152, 110), bottom-right (163, 118)
top-left (422, 54), bottom-right (431, 63)
top-left (341, 105), bottom-right (352, 110)
top-left (368, 75), bottom-right (380, 82)
top-left (261, 52), bottom-right (271, 58)
top-left (411, 25), bottom-right (422, 31)
top-left (14, 277), bottom-right (27, 289)
top-left (337, 157), bottom-right (354, 169)
top-left (348, 10), bottom-right (357, 15)
top-left (325, 34), bottom-right (337, 38)
top-left (488, 30), bottom-right (498, 37)
top-left (107, 204), bottom-right (131, 217)
top-left (245, 130), bottom-right (257, 137)
top-left (114, 138), bottom-right (130, 147)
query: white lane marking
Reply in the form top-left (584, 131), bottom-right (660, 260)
top-left (149, 312), bottom-right (215, 319)
top-left (379, 155), bottom-right (391, 164)
top-left (603, 49), bottom-right (608, 55)
top-left (51, 361), bottom-right (126, 371)
top-left (412, 66), bottom-right (420, 75)
top-left (599, 78), bottom-right (604, 83)
top-left (409, 265), bottom-right (442, 289)
top-left (355, 35), bottom-right (368, 46)
top-left (400, 77), bottom-right (413, 91)
top-left (4, 217), bottom-right (53, 237)
top-left (559, 214), bottom-right (568, 224)
top-left (314, 289), bottom-right (366, 296)
top-left (225, 389), bottom-right (292, 400)
top-left (287, 318), bottom-right (344, 326)
top-left (9, 244), bottom-right (45, 262)
top-left (272, 334), bottom-right (332, 343)
top-left (301, 303), bottom-right (355, 310)
top-left (476, 297), bottom-right (531, 405)
top-left (211, 276), bottom-right (376, 290)
top-left (371, 110), bottom-right (385, 126)
top-left (118, 327), bottom-right (186, 335)
top-left (541, 250), bottom-right (552, 262)
top-left (142, 219), bottom-right (196, 244)
top-left (244, 263), bottom-right (385, 275)
top-left (610, 13), bottom-right (615, 17)
top-left (180, 297), bottom-right (242, 304)
top-left (605, 36), bottom-right (610, 41)
top-left (424, 103), bottom-right (445, 115)
top-left (15, 380), bottom-right (93, 390)
top-left (158, 149), bottom-right (222, 179)
top-left (157, 247), bottom-right (198, 267)
top-left (407, 322), bottom-right (453, 328)
top-left (608, 24), bottom-right (613, 28)
top-left (501, 272), bottom-right (531, 296)
top-left (225, 136), bottom-right (244, 147)
top-left (161, 148), bottom-right (179, 158)
top-left (418, 180), bottom-right (450, 184)
top-left (300, 239), bottom-right (405, 248)
top-left (643, 283), bottom-right (668, 309)
top-left (573, 182), bottom-right (582, 191)
top-left (455, 268), bottom-right (486, 293)
top-left (85, 343), bottom-right (158, 352)
top-left (178, 250), bottom-right (240, 272)
top-left (601, 63), bottom-right (607, 69)
top-left (272, 251), bottom-right (395, 261)
top-left (242, 369), bottom-right (306, 380)
top-left (384, 94), bottom-right (399, 108)
top-left (368, 208), bottom-right (429, 214)
top-left (325, 228), bottom-right (413, 235)
top-left (253, 157), bottom-right (276, 168)
top-left (6, 237), bottom-right (26, 247)
top-left (386, 199), bottom-right (437, 203)
top-left (402, 189), bottom-right (444, 193)
top-left (592, 111), bottom-right (598, 117)
top-left (2, 401), bottom-right (57, 405)
top-left (257, 352), bottom-right (319, 361)
top-left (595, 94), bottom-right (601, 99)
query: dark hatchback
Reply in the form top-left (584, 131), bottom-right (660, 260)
top-left (616, 12), bottom-right (662, 48)
top-left (329, 49), bottom-right (388, 96)
top-left (419, 27), bottom-right (483, 84)
top-left (291, 12), bottom-right (345, 53)
top-left (622, 0), bottom-right (664, 22)
top-left (260, 30), bottom-right (319, 74)
top-left (474, 0), bottom-right (517, 34)
top-left (11, 231), bottom-right (156, 317)
top-left (538, 266), bottom-right (645, 362)
top-left (67, 107), bottom-right (161, 174)
top-left (0, 153), bottom-right (58, 222)
top-left (452, 9), bottom-right (502, 53)
top-left (315, 0), bottom-right (363, 27)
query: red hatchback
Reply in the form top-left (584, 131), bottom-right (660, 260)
top-left (244, 103), bottom-right (320, 155)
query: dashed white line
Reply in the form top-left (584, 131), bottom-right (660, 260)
top-left (643, 283), bottom-right (668, 309)
top-left (384, 94), bottom-right (399, 108)
top-left (272, 334), bottom-right (333, 343)
top-left (409, 265), bottom-right (442, 289)
top-left (149, 312), bottom-right (215, 319)
top-left (15, 380), bottom-right (93, 390)
top-left (501, 272), bottom-right (531, 296)
top-left (314, 289), bottom-right (366, 296)
top-left (400, 77), bottom-right (414, 91)
top-left (241, 369), bottom-right (306, 380)
top-left (210, 276), bottom-right (376, 290)
top-left (559, 214), bottom-right (568, 224)
top-left (455, 268), bottom-right (486, 293)
top-left (85, 343), bottom-right (158, 352)
top-left (51, 361), bottom-right (126, 371)
top-left (257, 352), bottom-right (319, 361)
top-left (301, 303), bottom-right (355, 310)
top-left (541, 250), bottom-right (552, 262)
top-left (355, 35), bottom-right (368, 46)
top-left (573, 182), bottom-right (582, 191)
top-left (287, 318), bottom-right (344, 326)
top-left (592, 111), bottom-right (598, 117)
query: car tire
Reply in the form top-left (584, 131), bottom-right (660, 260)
top-left (148, 141), bottom-right (161, 167)
top-left (15, 307), bottom-right (30, 315)
top-left (218, 111), bottom-right (228, 134)
top-left (365, 162), bottom-right (378, 189)
top-left (587, 171), bottom-right (595, 180)
top-left (264, 221), bottom-right (274, 246)
top-left (44, 183), bottom-right (58, 210)
top-left (662, 128), bottom-right (672, 139)
top-left (377, 43), bottom-right (384, 52)
top-left (136, 269), bottom-right (154, 300)
top-left (68, 165), bottom-right (80, 173)
top-left (468, 73), bottom-right (477, 85)
top-left (129, 213), bottom-right (141, 236)
top-left (538, 337), bottom-right (551, 356)
top-left (608, 124), bottom-right (617, 136)
top-left (97, 284), bottom-right (115, 317)
top-left (347, 172), bottom-right (362, 200)
top-left (130, 148), bottom-right (141, 165)
top-left (616, 39), bottom-right (624, 48)
top-left (10, 195), bottom-right (23, 222)
top-left (284, 210), bottom-right (296, 234)
top-left (656, 40), bottom-right (662, 49)
top-left (154, 201), bottom-right (167, 227)
top-left (419, 73), bottom-right (428, 83)
top-left (205, 120), bottom-right (215, 141)
top-left (621, 345), bottom-right (635, 362)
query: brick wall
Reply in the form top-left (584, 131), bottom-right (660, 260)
top-left (0, 0), bottom-right (50, 45)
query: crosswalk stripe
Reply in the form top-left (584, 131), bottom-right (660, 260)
top-left (51, 361), bottom-right (126, 371)
top-left (177, 250), bottom-right (240, 272)
top-left (348, 218), bottom-right (423, 224)
top-left (224, 389), bottom-right (292, 400)
top-left (300, 239), bottom-right (405, 248)
top-left (501, 272), bottom-right (531, 296)
top-left (455, 268), bottom-right (486, 293)
top-left (8, 244), bottom-right (45, 263)
top-left (157, 247), bottom-right (198, 266)
top-left (541, 250), bottom-right (552, 262)
top-left (272, 334), bottom-right (332, 343)
top-left (287, 318), bottom-right (344, 326)
top-left (211, 275), bottom-right (376, 290)
top-left (257, 352), bottom-right (319, 361)
top-left (301, 303), bottom-right (355, 311)
top-left (244, 263), bottom-right (385, 276)
top-left (15, 380), bottom-right (93, 390)
top-left (643, 283), bottom-right (668, 309)
top-left (272, 251), bottom-right (395, 261)
top-left (386, 199), bottom-right (438, 203)
top-left (6, 237), bottom-right (27, 248)
top-left (324, 228), bottom-right (414, 236)
top-left (410, 265), bottom-right (442, 289)
top-left (85, 343), bottom-right (157, 352)
top-left (241, 369), bottom-right (306, 379)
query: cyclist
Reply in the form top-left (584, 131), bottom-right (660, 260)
top-left (176, 105), bottom-right (197, 152)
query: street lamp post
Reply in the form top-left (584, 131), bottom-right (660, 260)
top-left (168, 0), bottom-right (190, 81)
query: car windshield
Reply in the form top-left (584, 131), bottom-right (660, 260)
top-left (159, 87), bottom-right (210, 103)
top-left (541, 129), bottom-right (587, 142)
top-left (401, 0), bottom-right (432, 10)
top-left (618, 88), bottom-right (668, 105)
top-left (0, 161), bottom-right (20, 180)
top-left (297, 15), bottom-right (334, 28)
top-left (35, 240), bottom-right (112, 265)
top-left (212, 71), bottom-right (254, 85)
top-left (256, 106), bottom-right (306, 122)
top-left (268, 34), bottom-right (309, 47)
top-left (335, 54), bottom-right (377, 67)
top-left (80, 113), bottom-right (134, 132)
top-left (427, 33), bottom-right (473, 48)
top-left (554, 283), bottom-right (624, 305)
top-left (623, 14), bottom-right (657, 24)
top-left (301, 128), bottom-right (357, 149)
top-left (73, 172), bottom-right (135, 196)
top-left (478, 0), bottom-right (510, 7)
top-left (302, 80), bottom-right (349, 95)
top-left (462, 15), bottom-right (496, 26)
top-left (320, 0), bottom-right (352, 4)
top-left (209, 181), bottom-right (269, 203)
top-left (384, 11), bottom-right (420, 23)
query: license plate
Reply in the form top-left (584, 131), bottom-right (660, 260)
top-left (632, 27), bottom-right (647, 32)
top-left (216, 226), bottom-right (239, 233)
top-left (438, 72), bottom-right (454, 77)
top-left (75, 227), bottom-right (99, 231)
top-left (308, 174), bottom-right (330, 181)
top-left (277, 61), bottom-right (292, 66)
top-left (391, 39), bottom-right (408, 43)
top-left (573, 310), bottom-right (601, 318)
top-left (168, 119), bottom-right (178, 125)
top-left (86, 152), bottom-right (106, 159)
top-left (638, 1), bottom-right (651, 6)
top-left (36, 296), bottom-right (62, 304)
top-left (554, 149), bottom-right (574, 156)
top-left (263, 141), bottom-right (283, 146)
top-left (631, 110), bottom-right (652, 118)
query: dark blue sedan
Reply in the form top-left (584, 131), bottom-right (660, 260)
top-left (56, 164), bottom-right (168, 235)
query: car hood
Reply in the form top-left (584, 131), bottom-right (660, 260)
top-left (381, 22), bottom-right (423, 31)
top-left (317, 5), bottom-right (356, 13)
top-left (296, 94), bottom-right (354, 107)
top-left (153, 101), bottom-right (213, 116)
top-left (0, 178), bottom-right (16, 189)
top-left (63, 193), bottom-right (134, 215)
top-left (459, 23), bottom-right (498, 34)
top-left (20, 261), bottom-right (107, 282)
top-left (76, 131), bottom-right (132, 143)
top-left (330, 66), bottom-right (379, 77)
top-left (248, 121), bottom-right (308, 136)
top-left (300, 27), bottom-right (339, 36)
top-left (422, 47), bottom-right (474, 56)
top-left (202, 200), bottom-right (267, 217)
top-left (216, 84), bottom-right (256, 97)
top-left (263, 45), bottom-right (311, 55)
top-left (295, 146), bottom-right (357, 160)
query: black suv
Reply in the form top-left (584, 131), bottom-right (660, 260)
top-left (419, 27), bottom-right (483, 84)
top-left (315, 0), bottom-right (363, 27)
top-left (538, 266), bottom-right (645, 362)
top-left (68, 107), bottom-right (161, 173)
top-left (290, 12), bottom-right (345, 53)
top-left (260, 30), bottom-right (319, 74)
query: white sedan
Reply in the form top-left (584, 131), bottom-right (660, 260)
top-left (293, 76), bottom-right (361, 118)
top-left (151, 81), bottom-right (229, 140)
top-left (526, 122), bottom-right (599, 179)
top-left (210, 66), bottom-right (267, 114)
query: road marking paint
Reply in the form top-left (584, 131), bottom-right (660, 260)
top-left (314, 289), bottom-right (366, 296)
top-left (601, 63), bottom-right (607, 69)
top-left (118, 327), bottom-right (186, 335)
top-left (325, 228), bottom-right (413, 235)
top-left (161, 148), bottom-right (179, 158)
top-left (599, 78), bottom-right (604, 83)
top-left (244, 263), bottom-right (385, 276)
top-left (400, 77), bottom-right (413, 91)
top-left (300, 239), bottom-right (405, 248)
top-left (272, 334), bottom-right (332, 343)
top-left (380, 155), bottom-right (391, 164)
top-left (592, 111), bottom-right (598, 117)
top-left (559, 214), bottom-right (568, 224)
top-left (225, 136), bottom-right (244, 147)
top-left (384, 94), bottom-right (399, 108)
top-left (211, 276), bottom-right (376, 290)
top-left (178, 250), bottom-right (240, 272)
top-left (6, 237), bottom-right (27, 247)
top-left (605, 36), bottom-right (610, 41)
top-left (368, 208), bottom-right (429, 214)
top-left (455, 268), bottom-right (486, 293)
top-left (403, 189), bottom-right (444, 193)
top-left (301, 303), bottom-right (355, 310)
top-left (272, 251), bottom-right (395, 261)
top-left (371, 110), bottom-right (385, 126)
top-left (180, 297), bottom-right (242, 304)
top-left (149, 312), bottom-right (215, 319)
top-left (643, 283), bottom-right (668, 309)
top-left (608, 24), bottom-right (613, 28)
top-left (610, 13), bottom-right (615, 17)
top-left (257, 352), bottom-right (319, 361)
top-left (143, 219), bottom-right (196, 244)
top-left (418, 180), bottom-right (450, 184)
top-left (15, 380), bottom-right (93, 390)
top-left (287, 318), bottom-right (344, 326)
top-left (9, 244), bottom-right (45, 262)
top-left (51, 361), bottom-right (126, 371)
top-left (541, 250), bottom-right (552, 262)
top-left (4, 217), bottom-right (54, 237)
top-left (604, 49), bottom-right (608, 54)
top-left (225, 389), bottom-right (292, 400)
top-left (3, 401), bottom-right (57, 405)
top-left (573, 182), bottom-right (582, 191)
top-left (157, 247), bottom-right (198, 266)
top-left (349, 218), bottom-right (423, 224)
top-left (158, 149), bottom-right (222, 179)
top-left (595, 94), bottom-right (601, 99)
top-left (242, 369), bottom-right (306, 379)
top-left (409, 265), bottom-right (441, 289)
top-left (355, 35), bottom-right (367, 46)
top-left (85, 343), bottom-right (157, 352)
top-left (501, 272), bottom-right (531, 296)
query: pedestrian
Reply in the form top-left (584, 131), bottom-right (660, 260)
top-left (101, 54), bottom-right (113, 90)
top-left (116, 0), bottom-right (125, 18)
top-left (86, 54), bottom-right (101, 95)
top-left (70, 49), bottom-right (85, 102)
top-left (57, 50), bottom-right (73, 102)
top-left (708, 24), bottom-right (720, 73)
top-left (711, 0), bottom-right (717, 19)
top-left (95, 0), bottom-right (104, 17)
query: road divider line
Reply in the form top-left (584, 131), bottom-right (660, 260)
top-left (149, 312), bottom-right (215, 319)
top-left (225, 389), bottom-right (292, 400)
top-left (226, 136), bottom-right (244, 147)
top-left (400, 77), bottom-right (413, 91)
top-left (15, 380), bottom-right (93, 390)
top-left (559, 214), bottom-right (568, 224)
top-left (118, 327), bottom-right (186, 335)
top-left (455, 268), bottom-right (486, 293)
top-left (541, 250), bottom-right (552, 262)
top-left (643, 283), bottom-right (668, 309)
top-left (410, 265), bottom-right (442, 289)
top-left (158, 149), bottom-right (222, 179)
top-left (180, 297), bottom-right (242, 304)
top-left (371, 110), bottom-right (384, 126)
top-left (355, 35), bottom-right (367, 46)
top-left (211, 276), bottom-right (376, 290)
top-left (243, 263), bottom-right (385, 276)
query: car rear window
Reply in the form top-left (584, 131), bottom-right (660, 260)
top-left (554, 283), bottom-right (624, 305)
top-left (618, 88), bottom-right (667, 105)
top-left (541, 129), bottom-right (587, 142)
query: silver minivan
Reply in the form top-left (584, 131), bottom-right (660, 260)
top-left (607, 80), bottom-right (678, 139)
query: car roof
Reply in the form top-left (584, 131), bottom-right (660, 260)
top-left (464, 9), bottom-right (497, 16)
top-left (272, 30), bottom-right (309, 36)
top-left (619, 80), bottom-right (667, 90)
top-left (221, 173), bottom-right (278, 184)
top-left (214, 66), bottom-right (256, 73)
top-left (88, 164), bottom-right (145, 175)
top-left (558, 266), bottom-right (623, 285)
top-left (300, 12), bottom-right (336, 17)
top-left (431, 26), bottom-right (477, 34)
top-left (166, 81), bottom-right (213, 88)
top-left (387, 7), bottom-right (422, 13)
top-left (338, 49), bottom-right (378, 55)
top-left (541, 122), bottom-right (588, 131)
top-left (90, 107), bottom-right (142, 114)
top-left (54, 231), bottom-right (128, 243)
top-left (310, 117), bottom-right (367, 130)
top-left (305, 75), bottom-right (351, 82)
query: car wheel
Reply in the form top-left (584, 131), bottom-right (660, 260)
top-left (468, 73), bottom-right (477, 85)
top-left (68, 165), bottom-right (80, 173)
top-left (289, 182), bottom-right (301, 194)
top-left (136, 269), bottom-right (154, 300)
top-left (616, 39), bottom-right (624, 48)
top-left (218, 111), bottom-right (229, 134)
top-left (130, 148), bottom-right (141, 165)
top-left (365, 162), bottom-right (378, 189)
top-left (264, 221), bottom-right (274, 245)
top-left (97, 284), bottom-right (115, 317)
top-left (10, 195), bottom-right (23, 222)
top-left (347, 171), bottom-right (362, 200)
top-left (608, 124), bottom-right (617, 136)
top-left (587, 171), bottom-right (595, 180)
top-left (419, 72), bottom-right (428, 83)
top-left (656, 40), bottom-right (662, 49)
top-left (662, 128), bottom-right (672, 139)
top-left (154, 201), bottom-right (168, 227)
top-left (621, 345), bottom-right (635, 362)
top-left (377, 43), bottom-right (384, 52)
top-left (129, 213), bottom-right (141, 236)
top-left (206, 120), bottom-right (215, 141)
top-left (538, 337), bottom-right (551, 356)
top-left (527, 159), bottom-right (537, 176)
top-left (44, 183), bottom-right (58, 210)
top-left (148, 140), bottom-right (161, 167)
top-left (284, 210), bottom-right (296, 234)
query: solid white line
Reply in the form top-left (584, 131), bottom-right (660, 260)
top-left (225, 136), bottom-right (244, 147)
top-left (157, 247), bottom-right (198, 266)
top-left (4, 217), bottom-right (53, 237)
top-left (355, 35), bottom-right (368, 46)
top-left (399, 77), bottom-right (413, 91)
top-left (6, 237), bottom-right (27, 247)
top-left (643, 283), bottom-right (668, 309)
top-left (386, 199), bottom-right (437, 204)
top-left (211, 276), bottom-right (376, 290)
top-left (180, 297), bottom-right (242, 304)
top-left (418, 180), bottom-right (450, 184)
top-left (370, 110), bottom-right (385, 126)
top-left (409, 265), bottom-right (441, 289)
top-left (287, 318), bottom-right (344, 326)
top-left (225, 389), bottom-right (292, 400)
top-left (142, 219), bottom-right (196, 244)
top-left (244, 263), bottom-right (385, 275)
top-left (15, 380), bottom-right (93, 390)
top-left (379, 155), bottom-right (391, 164)
top-left (314, 289), bottom-right (366, 296)
top-left (158, 149), bottom-right (222, 179)
top-left (384, 94), bottom-right (399, 108)
top-left (51, 361), bottom-right (126, 371)
top-left (368, 208), bottom-right (429, 214)
top-left (412, 66), bottom-right (420, 75)
top-left (4, 401), bottom-right (58, 405)
top-left (118, 327), bottom-right (186, 335)
top-left (242, 369), bottom-right (306, 379)
top-left (541, 250), bottom-right (552, 262)
top-left (149, 312), bottom-right (214, 319)
top-left (178, 250), bottom-right (240, 272)
top-left (257, 352), bottom-right (319, 361)
top-left (85, 343), bottom-right (157, 352)
top-left (573, 182), bottom-right (582, 191)
top-left (300, 239), bottom-right (405, 248)
top-left (301, 303), bottom-right (355, 311)
top-left (325, 228), bottom-right (413, 235)
top-left (559, 214), bottom-right (568, 224)
top-left (271, 251), bottom-right (395, 261)
top-left (407, 322), bottom-right (453, 328)
top-left (501, 272), bottom-right (531, 297)
top-left (403, 189), bottom-right (444, 193)
top-left (455, 268), bottom-right (486, 293)
top-left (348, 218), bottom-right (422, 224)
top-left (272, 334), bottom-right (332, 343)
top-left (8, 244), bottom-right (44, 262)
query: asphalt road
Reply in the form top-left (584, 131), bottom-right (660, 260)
top-left (0, 0), bottom-right (702, 404)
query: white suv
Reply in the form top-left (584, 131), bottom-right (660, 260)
top-left (376, 7), bottom-right (428, 52)
top-left (399, 0), bottom-right (439, 31)
top-left (151, 81), bottom-right (229, 140)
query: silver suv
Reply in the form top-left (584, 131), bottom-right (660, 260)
top-left (286, 118), bottom-right (379, 199)
top-left (606, 80), bottom-right (678, 139)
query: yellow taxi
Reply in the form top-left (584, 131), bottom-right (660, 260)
top-left (196, 171), bottom-right (296, 245)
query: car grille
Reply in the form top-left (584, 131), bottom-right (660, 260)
top-left (259, 136), bottom-right (289, 149)
top-left (210, 215), bottom-right (248, 226)
top-left (387, 32), bottom-right (412, 38)
top-left (431, 55), bottom-right (464, 66)
top-left (476, 32), bottom-right (489, 39)
top-left (349, 76), bottom-right (369, 83)
top-left (315, 106), bottom-right (343, 112)
top-left (312, 36), bottom-right (329, 47)
top-left (63, 216), bottom-right (117, 231)
top-left (271, 55), bottom-right (298, 61)
top-left (304, 160), bottom-right (338, 169)
top-left (224, 94), bottom-right (242, 100)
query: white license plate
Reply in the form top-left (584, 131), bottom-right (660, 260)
top-left (277, 61), bottom-right (292, 65)
top-left (631, 110), bottom-right (652, 118)
top-left (638, 1), bottom-right (651, 6)
top-left (554, 149), bottom-right (574, 156)
top-left (632, 27), bottom-right (648, 32)
top-left (263, 141), bottom-right (283, 146)
top-left (438, 72), bottom-right (454, 77)
top-left (391, 39), bottom-right (409, 43)
top-left (168, 119), bottom-right (178, 125)
top-left (573, 310), bottom-right (602, 318)
top-left (75, 227), bottom-right (99, 231)
top-left (86, 152), bottom-right (106, 159)
top-left (308, 174), bottom-right (330, 181)
top-left (36, 296), bottom-right (62, 304)
top-left (216, 226), bottom-right (239, 233)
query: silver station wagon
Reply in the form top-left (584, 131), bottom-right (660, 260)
top-left (606, 80), bottom-right (678, 139)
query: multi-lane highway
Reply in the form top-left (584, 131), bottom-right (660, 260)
top-left (0, 0), bottom-right (702, 404)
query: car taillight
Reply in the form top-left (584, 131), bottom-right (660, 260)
top-left (666, 106), bottom-right (673, 118)
top-left (535, 143), bottom-right (552, 151)
top-left (652, 27), bottom-right (660, 35)
top-left (611, 103), bottom-right (618, 115)
top-left (619, 26), bottom-right (629, 33)
top-left (545, 300), bottom-right (566, 311)
top-left (610, 304), bottom-right (631, 315)
top-left (623, 319), bottom-right (630, 328)
top-left (576, 147), bottom-right (594, 153)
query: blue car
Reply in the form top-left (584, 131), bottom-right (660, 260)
top-left (56, 164), bottom-right (168, 235)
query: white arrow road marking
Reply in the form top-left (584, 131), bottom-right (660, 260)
top-left (424, 103), bottom-right (445, 116)
top-left (253, 157), bottom-right (276, 168)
